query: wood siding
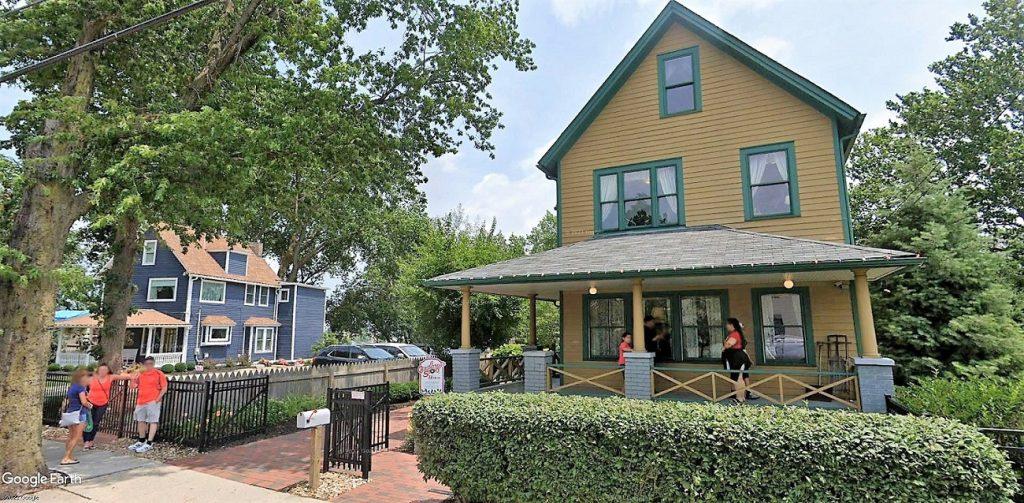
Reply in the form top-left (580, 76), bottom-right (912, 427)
top-left (559, 22), bottom-right (845, 244)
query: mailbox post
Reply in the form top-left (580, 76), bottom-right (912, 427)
top-left (297, 408), bottom-right (331, 492)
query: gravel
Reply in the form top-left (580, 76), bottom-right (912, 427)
top-left (43, 426), bottom-right (198, 462)
top-left (288, 471), bottom-right (366, 500)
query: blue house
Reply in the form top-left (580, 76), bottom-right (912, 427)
top-left (124, 229), bottom-right (327, 365)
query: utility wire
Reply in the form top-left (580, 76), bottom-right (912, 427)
top-left (0, 0), bottom-right (47, 19)
top-left (0, 0), bottom-right (221, 84)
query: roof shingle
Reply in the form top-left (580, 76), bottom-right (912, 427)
top-left (159, 229), bottom-right (280, 286)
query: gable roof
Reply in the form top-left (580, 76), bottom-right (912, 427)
top-left (536, 1), bottom-right (865, 179)
top-left (158, 229), bottom-right (281, 287)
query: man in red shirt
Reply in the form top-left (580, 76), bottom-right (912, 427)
top-left (128, 356), bottom-right (168, 453)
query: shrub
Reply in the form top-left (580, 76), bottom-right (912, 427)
top-left (312, 332), bottom-right (344, 354)
top-left (185, 362), bottom-right (196, 371)
top-left (160, 364), bottom-right (175, 373)
top-left (897, 376), bottom-right (1024, 429)
top-left (86, 363), bottom-right (97, 371)
top-left (61, 365), bottom-right (75, 372)
top-left (413, 393), bottom-right (1019, 502)
top-left (174, 362), bottom-right (187, 373)
top-left (47, 363), bottom-right (61, 371)
top-left (490, 343), bottom-right (523, 358)
top-left (266, 394), bottom-right (326, 426)
top-left (389, 381), bottom-right (421, 403)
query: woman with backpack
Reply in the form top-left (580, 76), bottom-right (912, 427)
top-left (722, 318), bottom-right (756, 403)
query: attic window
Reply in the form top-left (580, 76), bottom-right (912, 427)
top-left (142, 240), bottom-right (157, 265)
top-left (657, 46), bottom-right (701, 117)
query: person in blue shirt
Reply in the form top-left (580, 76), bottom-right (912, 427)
top-left (61, 368), bottom-right (92, 465)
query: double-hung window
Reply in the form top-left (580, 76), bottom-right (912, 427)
top-left (199, 279), bottom-right (226, 304)
top-left (244, 284), bottom-right (256, 305)
top-left (141, 240), bottom-right (157, 265)
top-left (252, 327), bottom-right (274, 353)
top-left (147, 278), bottom-right (177, 302)
top-left (753, 287), bottom-right (814, 365)
top-left (658, 46), bottom-right (701, 117)
top-left (585, 295), bottom-right (629, 360)
top-left (594, 159), bottom-right (683, 233)
top-left (741, 142), bottom-right (800, 219)
top-left (278, 288), bottom-right (290, 303)
top-left (258, 286), bottom-right (271, 306)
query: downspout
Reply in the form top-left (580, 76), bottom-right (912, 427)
top-left (290, 286), bottom-right (298, 361)
top-left (183, 274), bottom-right (194, 363)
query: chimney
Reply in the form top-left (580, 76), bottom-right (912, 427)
top-left (247, 242), bottom-right (263, 256)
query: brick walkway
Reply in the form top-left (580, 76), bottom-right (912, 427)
top-left (171, 404), bottom-right (453, 501)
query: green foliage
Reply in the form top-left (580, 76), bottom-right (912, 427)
top-left (413, 393), bottom-right (1019, 502)
top-left (185, 362), bottom-right (196, 371)
top-left (266, 394), bottom-right (325, 427)
top-left (389, 381), bottom-right (421, 403)
top-left (490, 343), bottom-right (523, 357)
top-left (897, 376), bottom-right (1024, 429)
top-left (398, 209), bottom-right (526, 351)
top-left (849, 133), bottom-right (1024, 382)
top-left (173, 362), bottom-right (187, 373)
top-left (60, 365), bottom-right (75, 372)
top-left (311, 332), bottom-right (350, 354)
top-left (160, 364), bottom-right (174, 373)
top-left (47, 363), bottom-right (60, 371)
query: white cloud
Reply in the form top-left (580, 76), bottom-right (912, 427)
top-left (549, 0), bottom-right (615, 27)
top-left (683, 0), bottom-right (780, 24)
top-left (423, 152), bottom-right (462, 174)
top-left (750, 35), bottom-right (792, 61)
top-left (862, 107), bottom-right (899, 131)
top-left (460, 140), bottom-right (557, 236)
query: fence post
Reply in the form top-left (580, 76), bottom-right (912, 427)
top-left (260, 376), bottom-right (269, 433)
top-left (322, 387), bottom-right (332, 473)
top-left (360, 391), bottom-right (372, 479)
top-left (200, 380), bottom-right (214, 451)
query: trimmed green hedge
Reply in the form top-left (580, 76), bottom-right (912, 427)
top-left (412, 393), bottom-right (1019, 502)
top-left (897, 376), bottom-right (1024, 429)
top-left (390, 381), bottom-right (421, 403)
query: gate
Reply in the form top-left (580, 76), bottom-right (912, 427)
top-left (323, 382), bottom-right (391, 479)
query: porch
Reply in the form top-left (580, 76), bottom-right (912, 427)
top-left (51, 309), bottom-right (190, 367)
top-left (425, 225), bottom-right (922, 412)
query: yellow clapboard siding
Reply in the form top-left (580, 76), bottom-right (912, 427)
top-left (559, 21), bottom-right (845, 245)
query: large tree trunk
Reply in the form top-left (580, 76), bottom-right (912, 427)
top-left (97, 217), bottom-right (142, 372)
top-left (0, 18), bottom-right (103, 495)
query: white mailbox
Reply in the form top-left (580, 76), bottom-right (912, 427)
top-left (296, 408), bottom-right (331, 429)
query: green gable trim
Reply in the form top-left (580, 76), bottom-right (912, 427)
top-left (831, 119), bottom-right (855, 244)
top-left (421, 256), bottom-right (925, 288)
top-left (536, 2), bottom-right (862, 179)
top-left (592, 158), bottom-right (685, 234)
top-left (751, 286), bottom-right (816, 366)
top-left (739, 141), bottom-right (800, 221)
top-left (657, 46), bottom-right (702, 118)
top-left (555, 161), bottom-right (563, 247)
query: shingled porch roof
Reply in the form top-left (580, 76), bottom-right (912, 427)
top-left (424, 226), bottom-right (922, 300)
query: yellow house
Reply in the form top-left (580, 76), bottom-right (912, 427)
top-left (426, 2), bottom-right (921, 412)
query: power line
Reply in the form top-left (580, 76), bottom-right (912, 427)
top-left (0, 0), bottom-right (221, 84)
top-left (0, 0), bottom-right (48, 19)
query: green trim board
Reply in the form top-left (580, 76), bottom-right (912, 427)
top-left (657, 46), bottom-right (702, 117)
top-left (555, 161), bottom-right (563, 247)
top-left (831, 118), bottom-right (855, 244)
top-left (422, 256), bottom-right (926, 287)
top-left (582, 292), bottom-right (633, 361)
top-left (751, 286), bottom-right (816, 366)
top-left (536, 2), bottom-right (863, 179)
top-left (641, 289), bottom-right (730, 363)
top-left (740, 141), bottom-right (800, 221)
top-left (593, 158), bottom-right (685, 233)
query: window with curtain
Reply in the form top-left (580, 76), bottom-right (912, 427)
top-left (658, 46), bottom-right (701, 116)
top-left (680, 294), bottom-right (726, 361)
top-left (756, 290), bottom-right (811, 364)
top-left (595, 160), bottom-right (683, 232)
top-left (741, 142), bottom-right (799, 219)
top-left (200, 280), bottom-right (226, 303)
top-left (587, 297), bottom-right (627, 359)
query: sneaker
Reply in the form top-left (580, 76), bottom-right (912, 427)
top-left (135, 443), bottom-right (153, 453)
top-left (127, 441), bottom-right (144, 451)
top-left (746, 392), bottom-right (759, 400)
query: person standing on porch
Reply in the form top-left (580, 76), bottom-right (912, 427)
top-left (723, 318), bottom-right (755, 403)
top-left (643, 315), bottom-right (657, 352)
top-left (83, 363), bottom-right (131, 450)
top-left (617, 331), bottom-right (633, 366)
top-left (128, 356), bottom-right (168, 453)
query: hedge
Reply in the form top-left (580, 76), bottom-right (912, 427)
top-left (412, 393), bottom-right (1019, 503)
top-left (390, 381), bottom-right (421, 403)
top-left (897, 376), bottom-right (1024, 429)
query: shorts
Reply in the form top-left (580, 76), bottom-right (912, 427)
top-left (133, 402), bottom-right (161, 423)
top-left (723, 349), bottom-right (752, 381)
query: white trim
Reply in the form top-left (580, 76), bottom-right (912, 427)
top-left (278, 288), bottom-right (290, 303)
top-left (257, 285), bottom-right (270, 307)
top-left (281, 281), bottom-right (328, 290)
top-left (244, 284), bottom-right (256, 306)
top-left (142, 240), bottom-right (158, 266)
top-left (224, 251), bottom-right (230, 274)
top-left (182, 276), bottom-right (195, 362)
top-left (187, 273), bottom-right (279, 288)
top-left (146, 277), bottom-right (178, 302)
top-left (198, 279), bottom-right (227, 304)
top-left (290, 286), bottom-right (298, 360)
top-left (201, 325), bottom-right (232, 345)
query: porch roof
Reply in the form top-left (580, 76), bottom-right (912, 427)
top-left (244, 316), bottom-right (281, 327)
top-left (424, 226), bottom-right (922, 299)
top-left (50, 309), bottom-right (189, 329)
top-left (201, 315), bottom-right (237, 327)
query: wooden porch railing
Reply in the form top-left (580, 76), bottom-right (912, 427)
top-left (652, 366), bottom-right (860, 410)
top-left (546, 363), bottom-right (624, 396)
top-left (479, 356), bottom-right (524, 386)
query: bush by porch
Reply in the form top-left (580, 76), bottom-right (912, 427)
top-left (413, 392), bottom-right (1018, 502)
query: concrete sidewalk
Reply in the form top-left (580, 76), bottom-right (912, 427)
top-left (44, 438), bottom-right (159, 481)
top-left (34, 464), bottom-right (314, 502)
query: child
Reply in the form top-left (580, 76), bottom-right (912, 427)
top-left (617, 331), bottom-right (633, 366)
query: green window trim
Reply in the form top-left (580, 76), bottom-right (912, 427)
top-left (592, 158), bottom-right (685, 234)
top-left (583, 293), bottom-right (633, 361)
top-left (751, 286), bottom-right (816, 366)
top-left (740, 141), bottom-right (800, 221)
top-left (657, 46), bottom-right (702, 118)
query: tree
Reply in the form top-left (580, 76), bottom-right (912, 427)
top-left (848, 131), bottom-right (1024, 383)
top-left (889, 0), bottom-right (1024, 265)
top-left (398, 209), bottom-right (525, 351)
top-left (518, 211), bottom-right (559, 349)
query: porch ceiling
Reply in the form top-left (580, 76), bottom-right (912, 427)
top-left (424, 225), bottom-right (922, 300)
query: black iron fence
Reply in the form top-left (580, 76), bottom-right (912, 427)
top-left (43, 371), bottom-right (268, 451)
top-left (479, 356), bottom-right (524, 387)
top-left (323, 382), bottom-right (391, 479)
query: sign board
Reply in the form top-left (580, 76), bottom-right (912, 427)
top-left (296, 408), bottom-right (331, 429)
top-left (418, 358), bottom-right (446, 395)
top-left (350, 390), bottom-right (365, 400)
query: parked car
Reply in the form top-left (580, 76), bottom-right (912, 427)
top-left (312, 345), bottom-right (396, 366)
top-left (364, 343), bottom-right (430, 359)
